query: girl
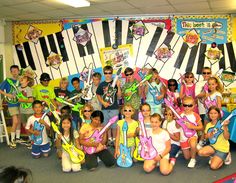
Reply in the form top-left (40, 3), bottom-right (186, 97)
top-left (162, 107), bottom-right (180, 166)
top-left (167, 79), bottom-right (181, 112)
top-left (55, 115), bottom-right (82, 172)
top-left (179, 72), bottom-right (198, 113)
top-left (204, 76), bottom-right (224, 110)
top-left (198, 106), bottom-right (231, 169)
top-left (143, 113), bottom-right (173, 175)
top-left (79, 110), bottom-right (116, 171)
top-left (115, 104), bottom-right (139, 159)
top-left (145, 68), bottom-right (166, 115)
top-left (80, 104), bottom-right (94, 125)
top-left (140, 103), bottom-right (152, 134)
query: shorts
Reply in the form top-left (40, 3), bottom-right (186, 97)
top-left (180, 140), bottom-right (190, 150)
top-left (32, 143), bottom-right (50, 157)
top-left (210, 146), bottom-right (228, 160)
top-left (8, 106), bottom-right (20, 116)
top-left (102, 109), bottom-right (119, 129)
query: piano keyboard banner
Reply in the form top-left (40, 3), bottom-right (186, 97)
top-left (13, 19), bottom-right (236, 87)
top-left (175, 15), bottom-right (230, 44)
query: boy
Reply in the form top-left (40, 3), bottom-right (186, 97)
top-left (89, 72), bottom-right (102, 111)
top-left (122, 67), bottom-right (141, 120)
top-left (178, 96), bottom-right (203, 168)
top-left (0, 65), bottom-right (21, 148)
top-left (96, 66), bottom-right (121, 144)
top-left (33, 73), bottom-right (56, 107)
top-left (25, 100), bottom-right (51, 158)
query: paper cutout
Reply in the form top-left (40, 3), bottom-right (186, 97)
top-left (219, 68), bottom-right (236, 87)
top-left (46, 52), bottom-right (63, 70)
top-left (73, 25), bottom-right (92, 46)
top-left (79, 64), bottom-right (94, 82)
top-left (183, 29), bottom-right (201, 48)
top-left (205, 47), bottom-right (223, 65)
top-left (130, 20), bottom-right (149, 40)
top-left (154, 44), bottom-right (174, 63)
top-left (24, 25), bottom-right (42, 44)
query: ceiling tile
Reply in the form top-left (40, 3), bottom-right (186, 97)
top-left (10, 2), bottom-right (57, 12)
top-left (37, 9), bottom-right (76, 17)
top-left (209, 0), bottom-right (236, 9)
top-left (15, 13), bottom-right (52, 20)
top-left (142, 5), bottom-right (176, 14)
top-left (40, 0), bottom-right (73, 9)
top-left (0, 7), bottom-right (29, 16)
top-left (95, 1), bottom-right (135, 11)
top-left (126, 0), bottom-right (169, 8)
top-left (63, 6), bottom-right (105, 14)
top-left (106, 8), bottom-right (143, 15)
top-left (0, 0), bottom-right (32, 6)
top-left (173, 2), bottom-right (210, 12)
top-left (168, 0), bottom-right (207, 4)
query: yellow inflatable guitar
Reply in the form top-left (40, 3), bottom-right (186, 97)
top-left (51, 122), bottom-right (85, 164)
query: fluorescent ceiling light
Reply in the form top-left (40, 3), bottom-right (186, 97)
top-left (58, 0), bottom-right (90, 8)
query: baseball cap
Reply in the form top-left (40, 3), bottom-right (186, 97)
top-left (40, 73), bottom-right (51, 81)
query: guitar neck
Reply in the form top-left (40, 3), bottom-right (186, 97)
top-left (220, 113), bottom-right (233, 126)
top-left (139, 114), bottom-right (147, 137)
top-left (167, 103), bottom-right (181, 119)
top-left (111, 76), bottom-right (119, 88)
top-left (61, 100), bottom-right (75, 107)
top-left (123, 130), bottom-right (127, 146)
top-left (98, 121), bottom-right (113, 136)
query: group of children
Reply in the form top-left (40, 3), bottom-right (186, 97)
top-left (0, 64), bottom-right (232, 174)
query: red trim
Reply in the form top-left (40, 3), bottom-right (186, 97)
top-left (213, 173), bottom-right (236, 183)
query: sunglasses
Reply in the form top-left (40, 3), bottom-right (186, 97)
top-left (104, 72), bottom-right (112, 75)
top-left (42, 80), bottom-right (50, 82)
top-left (84, 110), bottom-right (92, 112)
top-left (124, 109), bottom-right (132, 112)
top-left (203, 72), bottom-right (211, 75)
top-left (125, 72), bottom-right (133, 76)
top-left (168, 84), bottom-right (176, 86)
top-left (183, 104), bottom-right (193, 107)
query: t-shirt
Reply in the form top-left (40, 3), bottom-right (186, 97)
top-left (162, 120), bottom-right (180, 146)
top-left (117, 119), bottom-right (139, 147)
top-left (33, 84), bottom-right (56, 106)
top-left (62, 131), bottom-right (79, 153)
top-left (25, 114), bottom-right (50, 145)
top-left (0, 79), bottom-right (20, 107)
top-left (149, 129), bottom-right (170, 155)
top-left (205, 122), bottom-right (229, 153)
top-left (89, 84), bottom-right (101, 111)
top-left (96, 80), bottom-right (119, 110)
top-left (179, 112), bottom-right (201, 142)
top-left (122, 79), bottom-right (141, 110)
top-left (205, 91), bottom-right (222, 112)
top-left (18, 86), bottom-right (34, 114)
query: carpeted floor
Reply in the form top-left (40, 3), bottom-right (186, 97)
top-left (0, 142), bottom-right (235, 183)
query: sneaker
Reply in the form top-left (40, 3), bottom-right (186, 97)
top-left (224, 152), bottom-right (232, 165)
top-left (27, 145), bottom-right (32, 150)
top-left (170, 158), bottom-right (176, 166)
top-left (187, 158), bottom-right (196, 168)
top-left (15, 138), bottom-right (26, 144)
top-left (208, 157), bottom-right (212, 165)
top-left (197, 140), bottom-right (206, 150)
top-left (9, 141), bottom-right (16, 149)
top-left (175, 150), bottom-right (182, 158)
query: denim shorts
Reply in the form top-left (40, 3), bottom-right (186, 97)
top-left (102, 109), bottom-right (119, 129)
top-left (211, 146), bottom-right (228, 160)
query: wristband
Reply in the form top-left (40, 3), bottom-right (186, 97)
top-left (159, 154), bottom-right (163, 159)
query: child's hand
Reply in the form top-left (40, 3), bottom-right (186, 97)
top-left (116, 80), bottom-right (121, 88)
top-left (7, 93), bottom-right (15, 99)
top-left (103, 101), bottom-right (110, 108)
top-left (114, 149), bottom-right (120, 158)
top-left (33, 130), bottom-right (40, 136)
top-left (185, 121), bottom-right (193, 129)
top-left (39, 119), bottom-right (45, 125)
top-left (223, 120), bottom-right (230, 126)
top-left (154, 154), bottom-right (161, 162)
top-left (96, 143), bottom-right (105, 152)
top-left (207, 131), bottom-right (214, 139)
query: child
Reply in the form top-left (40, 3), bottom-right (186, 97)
top-left (89, 72), bottom-right (102, 111)
top-left (144, 68), bottom-right (165, 116)
top-left (167, 79), bottom-right (180, 112)
top-left (115, 104), bottom-right (139, 159)
top-left (55, 115), bottom-right (82, 172)
top-left (25, 100), bottom-right (51, 158)
top-left (162, 107), bottom-right (180, 165)
top-left (198, 106), bottom-right (231, 169)
top-left (17, 74), bottom-right (35, 147)
top-left (178, 96), bottom-right (203, 168)
top-left (122, 67), bottom-right (141, 120)
top-left (179, 72), bottom-right (198, 113)
top-left (0, 65), bottom-right (20, 148)
top-left (96, 66), bottom-right (121, 143)
top-left (143, 113), bottom-right (173, 175)
top-left (140, 103), bottom-right (152, 135)
top-left (81, 104), bottom-right (94, 125)
top-left (33, 73), bottom-right (56, 107)
top-left (54, 77), bottom-right (71, 110)
top-left (79, 110), bottom-right (116, 171)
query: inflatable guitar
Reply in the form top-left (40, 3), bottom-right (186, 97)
top-left (102, 67), bottom-right (122, 105)
top-left (81, 63), bottom-right (94, 100)
top-left (56, 97), bottom-right (84, 112)
top-left (138, 70), bottom-right (163, 105)
top-left (83, 115), bottom-right (118, 154)
top-left (48, 103), bottom-right (61, 125)
top-left (208, 109), bottom-right (236, 144)
top-left (133, 137), bottom-right (144, 161)
top-left (164, 98), bottom-right (196, 138)
top-left (138, 112), bottom-right (157, 160)
top-left (117, 121), bottom-right (133, 168)
top-left (6, 78), bottom-right (32, 108)
top-left (124, 74), bottom-right (152, 101)
top-left (31, 109), bottom-right (50, 145)
top-left (51, 122), bottom-right (85, 164)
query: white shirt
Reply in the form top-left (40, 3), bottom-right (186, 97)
top-left (162, 120), bottom-right (180, 146)
top-left (195, 80), bottom-right (207, 115)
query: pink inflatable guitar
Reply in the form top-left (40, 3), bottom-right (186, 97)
top-left (164, 98), bottom-right (196, 138)
top-left (83, 115), bottom-right (118, 154)
top-left (138, 112), bottom-right (157, 160)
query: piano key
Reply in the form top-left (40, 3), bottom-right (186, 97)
top-left (15, 44), bottom-right (27, 69)
top-left (126, 21), bottom-right (135, 45)
top-left (196, 43), bottom-right (207, 75)
top-left (185, 44), bottom-right (200, 72)
top-left (23, 42), bottom-right (36, 70)
top-left (218, 44), bottom-right (226, 70)
top-left (226, 42), bottom-right (236, 72)
top-left (102, 20), bottom-right (112, 47)
top-left (55, 32), bottom-right (69, 62)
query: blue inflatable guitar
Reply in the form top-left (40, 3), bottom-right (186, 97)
top-left (208, 109), bottom-right (236, 144)
top-left (138, 70), bottom-right (163, 105)
top-left (31, 109), bottom-right (50, 145)
top-left (117, 121), bottom-right (133, 168)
